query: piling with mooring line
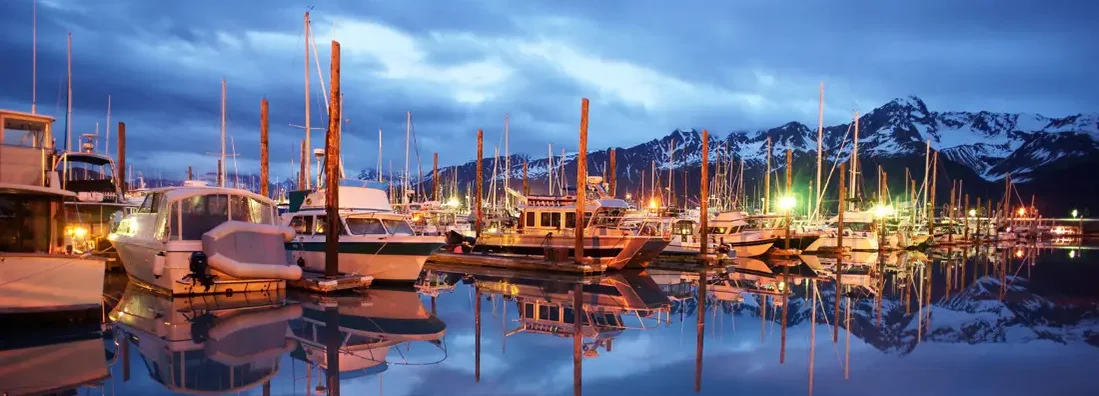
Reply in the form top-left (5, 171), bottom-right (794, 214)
top-left (117, 122), bottom-right (126, 194)
top-left (260, 98), bottom-right (270, 197)
top-left (699, 130), bottom-right (709, 256)
top-left (575, 98), bottom-right (590, 263)
top-left (433, 153), bottom-right (439, 201)
top-left (609, 148), bottom-right (617, 197)
top-left (323, 40), bottom-right (342, 278)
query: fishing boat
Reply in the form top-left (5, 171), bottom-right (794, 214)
top-left (472, 183), bottom-right (671, 269)
top-left (54, 136), bottom-right (135, 257)
top-left (109, 283), bottom-right (302, 394)
top-left (283, 180), bottom-right (446, 283)
top-left (287, 289), bottom-right (448, 379)
top-left (108, 185), bottom-right (302, 295)
top-left (705, 211), bottom-right (778, 257)
top-left (803, 210), bottom-right (882, 252)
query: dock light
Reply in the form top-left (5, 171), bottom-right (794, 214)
top-left (625, 193), bottom-right (632, 200)
top-left (1017, 207), bottom-right (1026, 216)
top-left (1072, 209), bottom-right (1079, 218)
top-left (1015, 249), bottom-right (1025, 259)
top-left (778, 196), bottom-right (796, 211)
top-left (1069, 250), bottom-right (1077, 259)
top-left (873, 204), bottom-right (894, 218)
top-left (73, 227), bottom-right (88, 238)
top-left (648, 198), bottom-right (658, 209)
top-left (446, 197), bottom-right (460, 207)
top-left (968, 209), bottom-right (977, 217)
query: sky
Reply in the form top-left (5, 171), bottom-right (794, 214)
top-left (0, 0), bottom-right (1095, 181)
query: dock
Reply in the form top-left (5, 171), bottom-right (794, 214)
top-left (427, 252), bottom-right (606, 274)
top-left (287, 270), bottom-right (374, 293)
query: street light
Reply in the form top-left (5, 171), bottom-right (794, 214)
top-left (1072, 209), bottom-right (1079, 218)
top-left (778, 196), bottom-right (796, 250)
top-left (968, 209), bottom-right (977, 217)
top-left (873, 204), bottom-right (894, 250)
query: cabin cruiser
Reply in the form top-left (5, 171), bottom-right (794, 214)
top-left (472, 188), bottom-right (671, 269)
top-left (108, 283), bottom-right (302, 394)
top-left (395, 199), bottom-right (475, 237)
top-left (803, 210), bottom-right (883, 253)
top-left (287, 289), bottom-right (447, 380)
top-left (54, 136), bottom-right (135, 256)
top-left (108, 185), bottom-right (302, 295)
top-left (283, 180), bottom-right (446, 283)
top-left (704, 211), bottom-right (777, 257)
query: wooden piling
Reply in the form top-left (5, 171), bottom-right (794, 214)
top-left (695, 268), bottom-right (706, 393)
top-left (834, 161), bottom-right (846, 343)
top-left (216, 159), bottom-right (223, 187)
top-left (964, 194), bottom-right (970, 240)
top-left (324, 307), bottom-right (341, 395)
top-left (929, 151), bottom-right (938, 236)
top-left (609, 148), bottom-right (617, 197)
top-left (432, 153), bottom-right (439, 201)
top-left (573, 282), bottom-right (583, 396)
top-left (976, 197), bottom-right (982, 240)
top-left (699, 130), bottom-right (709, 255)
top-left (475, 287), bottom-right (482, 382)
top-left (522, 161), bottom-right (529, 196)
top-left (323, 40), bottom-right (342, 278)
top-left (260, 98), bottom-right (270, 197)
top-left (476, 129), bottom-right (484, 236)
top-left (576, 98), bottom-right (589, 262)
top-left (117, 122), bottom-right (126, 194)
top-left (780, 264), bottom-right (789, 364)
top-left (299, 140), bottom-right (306, 189)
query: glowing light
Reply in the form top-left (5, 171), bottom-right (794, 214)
top-left (73, 227), bottom-right (88, 238)
top-left (1069, 250), bottom-right (1077, 259)
top-left (1017, 207), bottom-right (1026, 216)
top-left (648, 199), bottom-right (658, 209)
top-left (446, 197), bottom-right (460, 207)
top-left (625, 193), bottom-right (632, 200)
top-left (487, 227), bottom-right (499, 233)
top-left (1072, 209), bottom-right (1079, 218)
top-left (968, 209), bottom-right (976, 217)
top-left (1014, 249), bottom-right (1024, 258)
top-left (873, 204), bottom-right (895, 218)
top-left (777, 196), bottom-right (796, 211)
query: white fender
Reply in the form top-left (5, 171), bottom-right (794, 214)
top-left (152, 252), bottom-right (166, 277)
top-left (203, 221), bottom-right (303, 281)
top-left (207, 252), bottom-right (302, 280)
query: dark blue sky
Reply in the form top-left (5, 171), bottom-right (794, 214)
top-left (1, 0), bottom-right (1095, 180)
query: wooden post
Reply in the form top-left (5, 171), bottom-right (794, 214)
top-left (117, 122), bottom-right (126, 194)
top-left (216, 159), bottom-right (223, 187)
top-left (323, 307), bottom-right (341, 396)
top-left (785, 148), bottom-right (792, 249)
top-left (432, 153), bottom-right (439, 201)
top-left (475, 129), bottom-right (483, 236)
top-left (575, 98), bottom-right (589, 263)
top-left (976, 197), bottom-right (982, 240)
top-left (929, 151), bottom-right (938, 237)
top-left (609, 148), bottom-right (617, 197)
top-left (834, 161), bottom-right (845, 343)
top-left (695, 268), bottom-right (706, 393)
top-left (522, 161), bottom-right (529, 196)
top-left (964, 194), bottom-right (970, 241)
top-left (299, 140), bottom-right (306, 189)
top-left (323, 40), bottom-right (342, 278)
top-left (187, 166), bottom-right (193, 181)
top-left (699, 130), bottom-right (709, 256)
top-left (949, 179), bottom-right (956, 242)
top-left (260, 98), bottom-right (270, 197)
top-left (475, 287), bottom-right (482, 382)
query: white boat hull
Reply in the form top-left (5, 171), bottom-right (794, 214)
top-left (286, 236), bottom-right (445, 282)
top-left (804, 233), bottom-right (879, 252)
top-left (112, 238), bottom-right (286, 295)
top-left (473, 232), bottom-right (669, 269)
top-left (0, 254), bottom-right (105, 315)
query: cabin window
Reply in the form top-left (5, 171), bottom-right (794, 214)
top-left (346, 217), bottom-right (387, 235)
top-left (138, 192), bottom-right (161, 214)
top-left (565, 212), bottom-right (576, 228)
top-left (382, 219), bottom-right (415, 235)
top-left (589, 209), bottom-right (623, 227)
top-left (160, 202), bottom-right (177, 240)
top-left (315, 215), bottom-right (347, 236)
top-left (708, 226), bottom-right (728, 234)
top-left (525, 212), bottom-right (535, 227)
top-left (673, 220), bottom-right (694, 236)
top-left (540, 212), bottom-right (551, 227)
top-left (289, 216), bottom-right (312, 235)
top-left (178, 194), bottom-right (229, 240)
top-left (228, 195), bottom-right (274, 224)
top-left (0, 193), bottom-right (54, 253)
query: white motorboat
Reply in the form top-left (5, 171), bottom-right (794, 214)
top-left (283, 181), bottom-right (446, 283)
top-left (108, 185), bottom-right (302, 295)
top-left (803, 210), bottom-right (882, 252)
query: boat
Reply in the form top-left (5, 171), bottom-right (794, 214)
top-left (706, 211), bottom-right (778, 257)
top-left (0, 325), bottom-right (109, 395)
top-left (0, 182), bottom-right (108, 322)
top-left (803, 210), bottom-right (881, 252)
top-left (108, 185), bottom-right (302, 295)
top-left (54, 137), bottom-right (135, 257)
top-left (287, 289), bottom-right (448, 380)
top-left (108, 282), bottom-right (302, 394)
top-left (473, 177), bottom-right (671, 269)
top-left (283, 180), bottom-right (446, 283)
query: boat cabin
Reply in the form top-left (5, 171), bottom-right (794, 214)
top-left (0, 183), bottom-right (76, 254)
top-left (0, 110), bottom-right (54, 187)
top-left (284, 181), bottom-right (418, 237)
top-left (516, 195), bottom-right (630, 233)
top-left (111, 186), bottom-right (278, 242)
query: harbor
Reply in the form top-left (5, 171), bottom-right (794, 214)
top-left (2, 1), bottom-right (1099, 396)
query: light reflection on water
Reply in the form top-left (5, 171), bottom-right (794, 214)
top-left (4, 243), bottom-right (1099, 396)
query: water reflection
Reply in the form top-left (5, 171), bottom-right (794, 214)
top-left (22, 243), bottom-right (1099, 395)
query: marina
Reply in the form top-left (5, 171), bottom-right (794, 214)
top-left (1, 1), bottom-right (1097, 395)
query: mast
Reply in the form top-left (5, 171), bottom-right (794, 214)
top-left (65, 32), bottom-right (72, 152)
top-left (667, 139), bottom-right (675, 206)
top-left (105, 95), bottom-right (111, 154)
top-left (547, 144), bottom-right (554, 195)
top-left (922, 140), bottom-right (930, 221)
top-left (404, 111), bottom-right (411, 203)
top-left (303, 12), bottom-right (312, 190)
top-left (816, 82), bottom-right (824, 219)
top-left (504, 114), bottom-right (510, 210)
top-left (849, 111), bottom-right (860, 210)
top-left (219, 78), bottom-right (227, 187)
top-left (32, 0), bottom-right (37, 113)
top-left (765, 136), bottom-right (771, 214)
top-left (377, 129), bottom-right (383, 182)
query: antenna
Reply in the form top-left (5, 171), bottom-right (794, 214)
top-left (32, 0), bottom-right (37, 114)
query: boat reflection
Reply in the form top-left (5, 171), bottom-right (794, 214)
top-left (0, 326), bottom-right (109, 395)
top-left (108, 283), bottom-right (301, 394)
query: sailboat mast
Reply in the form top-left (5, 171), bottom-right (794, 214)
top-left (377, 129), bottom-right (383, 182)
top-left (105, 95), bottom-right (111, 154)
top-left (849, 111), bottom-right (860, 209)
top-left (504, 114), bottom-right (510, 209)
top-left (404, 111), bottom-right (411, 203)
top-left (765, 136), bottom-right (771, 213)
top-left (302, 12), bottom-right (312, 189)
top-left (667, 139), bottom-right (675, 206)
top-left (816, 82), bottom-right (824, 219)
top-left (65, 32), bottom-right (72, 152)
top-left (922, 140), bottom-right (930, 220)
top-left (220, 78), bottom-right (227, 187)
top-left (547, 144), bottom-right (554, 195)
top-left (32, 0), bottom-right (37, 114)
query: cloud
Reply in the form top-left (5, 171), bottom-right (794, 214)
top-left (0, 0), bottom-right (1093, 180)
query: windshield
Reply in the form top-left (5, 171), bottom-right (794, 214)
top-left (382, 219), bottom-right (415, 235)
top-left (346, 217), bottom-right (387, 235)
top-left (589, 208), bottom-right (624, 228)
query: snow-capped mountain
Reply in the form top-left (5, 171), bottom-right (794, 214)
top-left (362, 95), bottom-right (1098, 211)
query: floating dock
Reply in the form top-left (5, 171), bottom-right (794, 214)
top-left (287, 270), bottom-right (374, 293)
top-left (427, 252), bottom-right (606, 274)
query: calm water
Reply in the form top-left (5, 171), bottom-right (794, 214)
top-left (4, 244), bottom-right (1099, 396)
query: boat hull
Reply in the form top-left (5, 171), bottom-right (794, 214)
top-left (804, 234), bottom-right (879, 252)
top-left (0, 254), bottom-right (105, 316)
top-left (286, 237), bottom-right (445, 282)
top-left (112, 238), bottom-right (286, 295)
top-left (472, 233), bottom-right (669, 270)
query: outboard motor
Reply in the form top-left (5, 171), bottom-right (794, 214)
top-left (182, 251), bottom-right (218, 291)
